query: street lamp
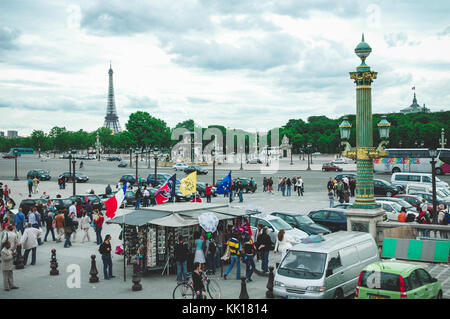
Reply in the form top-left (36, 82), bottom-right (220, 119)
top-left (440, 128), bottom-right (447, 149)
top-left (240, 146), bottom-right (243, 170)
top-left (429, 149), bottom-right (438, 224)
top-left (13, 150), bottom-right (19, 181)
top-left (68, 153), bottom-right (72, 177)
top-left (191, 132), bottom-right (195, 164)
top-left (290, 146), bottom-right (293, 165)
top-left (96, 133), bottom-right (101, 162)
top-left (135, 148), bottom-right (139, 182)
top-left (306, 143), bottom-right (312, 171)
top-left (129, 148), bottom-right (133, 168)
top-left (71, 150), bottom-right (77, 196)
top-left (266, 145), bottom-right (270, 167)
top-left (211, 148), bottom-right (216, 186)
top-left (153, 151), bottom-right (158, 187)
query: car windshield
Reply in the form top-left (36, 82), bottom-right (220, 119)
top-left (294, 215), bottom-right (315, 225)
top-left (360, 271), bottom-right (400, 291)
top-left (390, 202), bottom-right (403, 212)
top-left (439, 188), bottom-right (450, 196)
top-left (377, 179), bottom-right (390, 186)
top-left (395, 199), bottom-right (413, 209)
top-left (437, 190), bottom-right (448, 198)
top-left (269, 218), bottom-right (293, 231)
top-left (87, 195), bottom-right (100, 201)
top-left (278, 251), bottom-right (327, 279)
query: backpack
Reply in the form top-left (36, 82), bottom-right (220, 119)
top-left (443, 212), bottom-right (450, 225)
top-left (208, 240), bottom-right (217, 255)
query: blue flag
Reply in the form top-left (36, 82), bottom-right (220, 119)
top-left (216, 171), bottom-right (232, 195)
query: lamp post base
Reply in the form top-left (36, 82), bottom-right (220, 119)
top-left (344, 207), bottom-right (386, 241)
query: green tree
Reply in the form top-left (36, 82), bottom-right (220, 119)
top-left (125, 111), bottom-right (171, 150)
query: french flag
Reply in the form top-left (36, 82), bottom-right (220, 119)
top-left (104, 184), bottom-right (127, 219)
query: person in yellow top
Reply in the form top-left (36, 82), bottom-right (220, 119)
top-left (223, 232), bottom-right (242, 280)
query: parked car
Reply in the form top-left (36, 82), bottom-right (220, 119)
top-left (69, 194), bottom-right (104, 211)
top-left (123, 191), bottom-right (137, 207)
top-left (406, 184), bottom-right (450, 202)
top-left (19, 198), bottom-right (48, 216)
top-left (107, 156), bottom-right (122, 161)
top-left (26, 169), bottom-right (51, 181)
top-left (2, 153), bottom-right (15, 159)
top-left (376, 197), bottom-right (417, 212)
top-left (196, 182), bottom-right (217, 197)
top-left (334, 173), bottom-right (356, 183)
top-left (391, 173), bottom-right (449, 190)
top-left (50, 198), bottom-right (73, 211)
top-left (393, 194), bottom-right (433, 212)
top-left (120, 174), bottom-right (137, 186)
top-left (408, 192), bottom-right (450, 206)
top-left (332, 158), bottom-right (347, 165)
top-left (235, 178), bottom-right (257, 193)
top-left (373, 179), bottom-right (400, 197)
top-left (308, 209), bottom-right (347, 232)
top-left (249, 214), bottom-right (308, 247)
top-left (376, 200), bottom-right (418, 222)
top-left (274, 231), bottom-right (379, 299)
top-left (184, 165), bottom-right (208, 175)
top-left (322, 163), bottom-right (343, 172)
top-left (174, 185), bottom-right (193, 202)
top-left (173, 163), bottom-right (189, 171)
top-left (356, 261), bottom-right (443, 299)
top-left (247, 158), bottom-right (263, 164)
top-left (118, 161), bottom-right (128, 168)
top-left (58, 172), bottom-right (89, 183)
top-left (146, 173), bottom-right (179, 187)
top-left (333, 203), bottom-right (353, 210)
top-left (270, 212), bottom-right (331, 235)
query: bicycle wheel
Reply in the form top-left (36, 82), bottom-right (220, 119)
top-left (206, 278), bottom-right (222, 299)
top-left (173, 283), bottom-right (195, 299)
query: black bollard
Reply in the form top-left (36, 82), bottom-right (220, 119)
top-left (50, 249), bottom-right (59, 275)
top-left (131, 262), bottom-right (142, 291)
top-left (89, 255), bottom-right (99, 283)
top-left (15, 244), bottom-right (24, 270)
top-left (265, 266), bottom-right (274, 298)
top-left (239, 277), bottom-right (249, 299)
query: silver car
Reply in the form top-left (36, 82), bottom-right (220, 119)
top-left (250, 214), bottom-right (308, 246)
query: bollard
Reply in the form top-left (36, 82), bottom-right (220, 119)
top-left (15, 244), bottom-right (24, 270)
top-left (265, 266), bottom-right (274, 298)
top-left (239, 277), bottom-right (249, 299)
top-left (50, 249), bottom-right (59, 275)
top-left (89, 255), bottom-right (99, 283)
top-left (131, 262), bottom-right (142, 291)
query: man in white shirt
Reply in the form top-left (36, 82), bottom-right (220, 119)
top-left (143, 188), bottom-right (150, 207)
top-left (69, 202), bottom-right (77, 215)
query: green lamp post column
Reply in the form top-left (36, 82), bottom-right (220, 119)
top-left (350, 34), bottom-right (379, 209)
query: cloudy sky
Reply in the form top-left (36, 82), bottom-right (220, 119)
top-left (0, 0), bottom-right (449, 136)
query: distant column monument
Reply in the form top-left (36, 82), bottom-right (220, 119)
top-left (103, 62), bottom-right (122, 134)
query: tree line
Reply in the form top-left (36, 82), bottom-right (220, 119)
top-left (1, 110), bottom-right (449, 154)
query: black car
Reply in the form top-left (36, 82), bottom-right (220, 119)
top-left (270, 212), bottom-right (331, 235)
top-left (59, 172), bottom-right (89, 183)
top-left (146, 174), bottom-right (180, 187)
top-left (27, 169), bottom-right (51, 181)
top-left (69, 194), bottom-right (104, 211)
top-left (373, 179), bottom-right (400, 197)
top-left (120, 174), bottom-right (138, 186)
top-left (246, 158), bottom-right (263, 164)
top-left (308, 209), bottom-right (347, 232)
top-left (334, 173), bottom-right (356, 182)
top-left (19, 198), bottom-right (48, 216)
top-left (118, 161), bottom-right (128, 168)
top-left (184, 165), bottom-right (208, 175)
top-left (50, 198), bottom-right (73, 211)
top-left (175, 185), bottom-right (193, 202)
top-left (107, 156), bottom-right (122, 161)
top-left (196, 183), bottom-right (217, 197)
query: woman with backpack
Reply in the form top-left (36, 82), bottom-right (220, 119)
top-left (416, 206), bottom-right (431, 237)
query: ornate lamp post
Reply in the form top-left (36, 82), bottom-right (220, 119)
top-left (266, 145), bottom-right (270, 167)
top-left (306, 143), bottom-right (312, 171)
top-left (211, 148), bottom-right (216, 186)
top-left (96, 133), bottom-right (101, 161)
top-left (129, 148), bottom-right (133, 168)
top-left (71, 150), bottom-right (77, 196)
top-left (429, 149), bottom-right (438, 224)
top-left (339, 35), bottom-right (391, 210)
top-left (290, 146), bottom-right (293, 165)
top-left (240, 146), bottom-right (243, 170)
top-left (153, 151), bottom-right (158, 187)
top-left (135, 148), bottom-right (139, 182)
top-left (440, 128), bottom-right (447, 149)
top-left (13, 149), bottom-right (19, 181)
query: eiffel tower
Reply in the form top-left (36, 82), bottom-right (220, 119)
top-left (103, 62), bottom-right (122, 134)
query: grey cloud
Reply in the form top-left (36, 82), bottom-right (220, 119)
top-left (125, 95), bottom-right (159, 109)
top-left (218, 15), bottom-right (280, 31)
top-left (187, 97), bottom-right (212, 104)
top-left (167, 33), bottom-right (303, 71)
top-left (0, 26), bottom-right (20, 50)
top-left (384, 32), bottom-right (408, 47)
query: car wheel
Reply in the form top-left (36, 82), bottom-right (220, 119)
top-left (392, 167), bottom-right (401, 173)
top-left (435, 167), bottom-right (443, 175)
top-left (322, 169), bottom-right (325, 172)
top-left (386, 191), bottom-right (392, 197)
top-left (333, 288), bottom-right (344, 299)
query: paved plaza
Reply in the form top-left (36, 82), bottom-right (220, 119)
top-left (1, 155), bottom-right (450, 299)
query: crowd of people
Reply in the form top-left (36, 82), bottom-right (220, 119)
top-left (326, 176), bottom-right (356, 207)
top-left (262, 176), bottom-right (305, 197)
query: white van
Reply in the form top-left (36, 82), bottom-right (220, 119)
top-left (273, 232), bottom-right (379, 299)
top-left (406, 183), bottom-right (450, 199)
top-left (391, 173), bottom-right (449, 190)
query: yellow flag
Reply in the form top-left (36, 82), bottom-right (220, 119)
top-left (180, 171), bottom-right (197, 196)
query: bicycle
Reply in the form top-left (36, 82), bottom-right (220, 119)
top-left (172, 272), bottom-right (221, 299)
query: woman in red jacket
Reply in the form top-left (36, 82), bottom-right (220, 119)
top-left (94, 210), bottom-right (104, 245)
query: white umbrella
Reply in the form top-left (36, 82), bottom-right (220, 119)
top-left (198, 212), bottom-right (219, 233)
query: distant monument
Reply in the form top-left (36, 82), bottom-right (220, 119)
top-left (400, 92), bottom-right (431, 114)
top-left (280, 135), bottom-right (292, 158)
top-left (103, 62), bottom-right (122, 134)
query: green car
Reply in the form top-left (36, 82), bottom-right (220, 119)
top-left (355, 261), bottom-right (443, 299)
